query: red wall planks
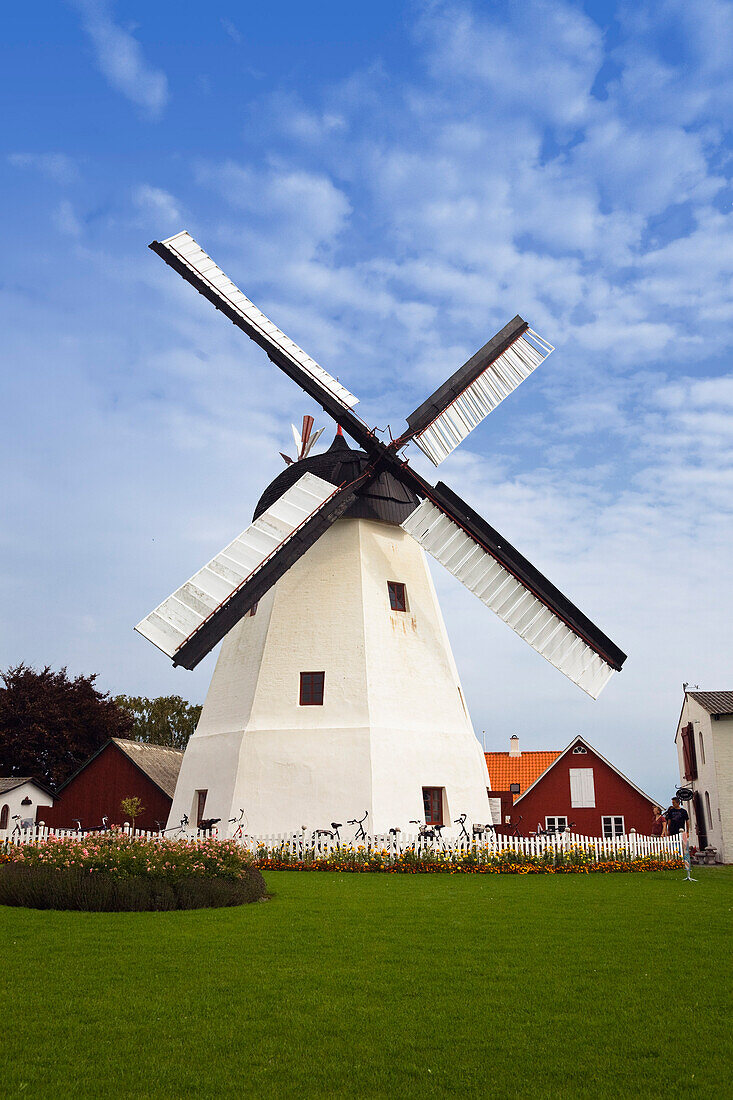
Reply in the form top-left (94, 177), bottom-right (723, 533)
top-left (503, 742), bottom-right (659, 836)
top-left (37, 743), bottom-right (173, 832)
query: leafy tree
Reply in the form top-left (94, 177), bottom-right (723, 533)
top-left (113, 695), bottom-right (202, 750)
top-left (0, 664), bottom-right (133, 789)
top-left (120, 796), bottom-right (145, 833)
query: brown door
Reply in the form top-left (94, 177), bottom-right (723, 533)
top-left (692, 791), bottom-right (707, 848)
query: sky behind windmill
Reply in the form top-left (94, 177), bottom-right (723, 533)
top-left (2, 0), bottom-right (732, 801)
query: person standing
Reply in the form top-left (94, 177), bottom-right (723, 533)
top-left (665, 798), bottom-right (689, 836)
top-left (651, 806), bottom-right (667, 836)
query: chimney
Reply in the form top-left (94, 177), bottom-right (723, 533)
top-left (509, 734), bottom-right (520, 757)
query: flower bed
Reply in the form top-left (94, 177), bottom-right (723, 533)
top-left (0, 834), bottom-right (266, 910)
top-left (252, 844), bottom-right (683, 875)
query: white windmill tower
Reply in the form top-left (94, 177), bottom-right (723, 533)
top-left (136, 232), bottom-right (626, 836)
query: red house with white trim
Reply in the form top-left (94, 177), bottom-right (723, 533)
top-left (486, 735), bottom-right (660, 837)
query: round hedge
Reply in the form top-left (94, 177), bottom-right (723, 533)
top-left (0, 863), bottom-right (267, 911)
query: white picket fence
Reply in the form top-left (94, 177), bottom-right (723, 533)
top-left (0, 823), bottom-right (684, 862)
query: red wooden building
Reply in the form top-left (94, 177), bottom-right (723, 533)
top-left (486, 735), bottom-right (660, 837)
top-left (38, 739), bottom-right (183, 833)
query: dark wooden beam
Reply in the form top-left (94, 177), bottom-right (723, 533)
top-left (150, 240), bottom-right (380, 456)
top-left (394, 464), bottom-right (626, 672)
top-left (404, 315), bottom-right (528, 439)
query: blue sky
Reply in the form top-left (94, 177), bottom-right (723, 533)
top-left (2, 0), bottom-right (732, 799)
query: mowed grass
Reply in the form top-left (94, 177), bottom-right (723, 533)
top-left (1, 869), bottom-right (730, 1098)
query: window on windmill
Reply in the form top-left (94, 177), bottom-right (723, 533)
top-left (422, 787), bottom-right (443, 825)
top-left (300, 671), bottom-right (325, 706)
top-left (388, 581), bottom-right (407, 612)
top-left (602, 815), bottom-right (624, 838)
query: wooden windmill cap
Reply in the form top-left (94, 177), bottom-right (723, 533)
top-left (253, 432), bottom-right (419, 527)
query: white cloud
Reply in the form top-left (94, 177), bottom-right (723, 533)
top-left (7, 152), bottom-right (79, 183)
top-left (71, 0), bottom-right (169, 119)
top-left (54, 199), bottom-right (83, 237)
top-left (133, 184), bottom-right (182, 225)
top-left (220, 18), bottom-right (243, 45)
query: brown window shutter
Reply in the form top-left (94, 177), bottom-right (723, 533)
top-left (681, 723), bottom-right (698, 781)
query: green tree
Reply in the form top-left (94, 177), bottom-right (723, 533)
top-left (0, 664), bottom-right (133, 788)
top-left (113, 695), bottom-right (202, 750)
top-left (120, 796), bottom-right (145, 834)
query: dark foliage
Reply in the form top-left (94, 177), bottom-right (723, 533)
top-left (0, 664), bottom-right (133, 788)
top-left (0, 863), bottom-right (267, 911)
top-left (113, 694), bottom-right (202, 750)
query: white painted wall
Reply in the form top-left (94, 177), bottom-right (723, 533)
top-left (168, 517), bottom-right (491, 835)
top-left (675, 695), bottom-right (732, 862)
top-left (0, 780), bottom-right (52, 830)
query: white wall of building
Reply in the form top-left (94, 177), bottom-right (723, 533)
top-left (168, 517), bottom-right (491, 836)
top-left (0, 780), bottom-right (53, 830)
top-left (675, 695), bottom-right (732, 862)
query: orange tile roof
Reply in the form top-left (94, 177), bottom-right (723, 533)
top-left (485, 751), bottom-right (562, 801)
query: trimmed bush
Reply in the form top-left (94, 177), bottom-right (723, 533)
top-left (0, 834), bottom-right (266, 910)
top-left (0, 863), bottom-right (266, 911)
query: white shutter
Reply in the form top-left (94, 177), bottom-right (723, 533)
top-left (569, 768), bottom-right (595, 808)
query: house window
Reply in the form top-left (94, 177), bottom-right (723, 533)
top-left (509, 783), bottom-right (520, 795)
top-left (602, 815), bottom-right (625, 837)
top-left (545, 816), bottom-right (567, 834)
top-left (0, 804), bottom-right (8, 830)
top-left (572, 745), bottom-right (587, 754)
top-left (569, 768), bottom-right (595, 808)
top-left (705, 791), bottom-right (712, 829)
top-left (422, 787), bottom-right (443, 825)
top-left (195, 790), bottom-right (208, 827)
top-left (388, 581), bottom-right (407, 612)
top-left (699, 731), bottom-right (705, 765)
top-left (248, 602), bottom-right (259, 617)
top-left (299, 671), bottom-right (325, 706)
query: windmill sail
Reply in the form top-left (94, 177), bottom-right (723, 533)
top-left (136, 471), bottom-right (364, 670)
top-left (150, 232), bottom-right (359, 412)
top-left (401, 485), bottom-right (625, 699)
top-left (405, 317), bottom-right (553, 465)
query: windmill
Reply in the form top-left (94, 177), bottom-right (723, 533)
top-left (136, 231), bottom-right (626, 834)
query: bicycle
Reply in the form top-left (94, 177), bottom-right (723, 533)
top-left (228, 809), bottom-right (248, 840)
top-left (456, 813), bottom-right (471, 844)
top-left (409, 820), bottom-right (437, 849)
top-left (348, 810), bottom-right (368, 843)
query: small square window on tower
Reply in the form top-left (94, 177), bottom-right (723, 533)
top-left (388, 581), bottom-right (407, 612)
top-left (299, 671), bottom-right (325, 706)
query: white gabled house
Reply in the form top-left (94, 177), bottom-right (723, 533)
top-left (0, 777), bottom-right (54, 831)
top-left (676, 690), bottom-right (733, 862)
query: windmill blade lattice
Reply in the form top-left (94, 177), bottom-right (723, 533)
top-left (136, 472), bottom-right (365, 669)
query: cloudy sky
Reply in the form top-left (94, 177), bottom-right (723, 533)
top-left (2, 0), bottom-right (732, 800)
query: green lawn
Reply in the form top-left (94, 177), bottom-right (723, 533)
top-left (1, 869), bottom-right (730, 1098)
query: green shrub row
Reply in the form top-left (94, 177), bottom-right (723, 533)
top-left (0, 863), bottom-right (266, 911)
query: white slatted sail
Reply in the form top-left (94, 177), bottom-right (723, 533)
top-left (401, 500), bottom-right (614, 699)
top-left (136, 473), bottom-right (338, 660)
top-left (157, 231), bottom-right (359, 410)
top-left (413, 329), bottom-right (554, 465)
